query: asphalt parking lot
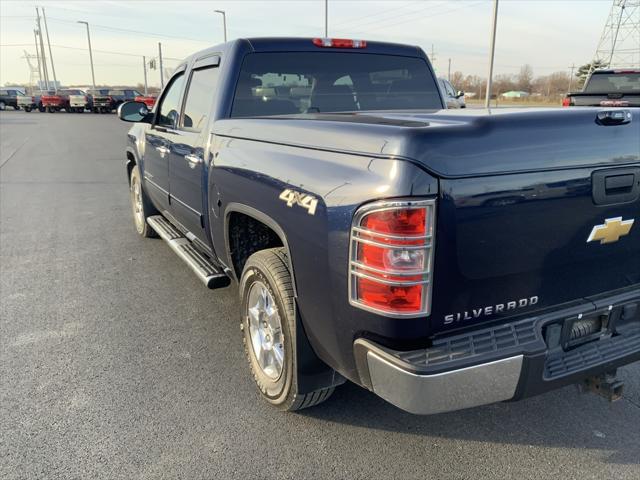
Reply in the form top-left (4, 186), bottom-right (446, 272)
top-left (1, 110), bottom-right (639, 480)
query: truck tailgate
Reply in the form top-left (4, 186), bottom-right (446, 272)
top-left (427, 109), bottom-right (640, 332)
top-left (569, 92), bottom-right (640, 107)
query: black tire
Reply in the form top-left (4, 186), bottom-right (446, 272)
top-left (24, 106), bottom-right (32, 112)
top-left (14, 105), bottom-right (20, 110)
top-left (240, 248), bottom-right (334, 411)
top-left (38, 104), bottom-right (45, 112)
top-left (47, 107), bottom-right (54, 113)
top-left (129, 165), bottom-right (158, 238)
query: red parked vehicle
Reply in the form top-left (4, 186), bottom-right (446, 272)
top-left (134, 95), bottom-right (157, 109)
top-left (41, 89), bottom-right (85, 112)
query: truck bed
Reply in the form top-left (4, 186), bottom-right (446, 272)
top-left (215, 107), bottom-right (640, 333)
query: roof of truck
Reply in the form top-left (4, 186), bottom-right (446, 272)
top-left (184, 37), bottom-right (426, 66)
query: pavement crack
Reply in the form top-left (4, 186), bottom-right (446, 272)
top-left (0, 136), bottom-right (29, 169)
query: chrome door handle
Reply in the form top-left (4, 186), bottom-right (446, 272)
top-left (156, 146), bottom-right (170, 154)
top-left (184, 154), bottom-right (203, 168)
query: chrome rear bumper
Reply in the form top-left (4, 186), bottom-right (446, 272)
top-left (356, 338), bottom-right (522, 415)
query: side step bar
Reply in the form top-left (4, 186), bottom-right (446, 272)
top-left (147, 215), bottom-right (231, 289)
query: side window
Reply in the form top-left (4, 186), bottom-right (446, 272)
top-left (181, 67), bottom-right (219, 133)
top-left (445, 81), bottom-right (456, 97)
top-left (156, 73), bottom-right (185, 128)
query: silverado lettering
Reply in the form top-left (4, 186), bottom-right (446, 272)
top-left (444, 296), bottom-right (540, 324)
top-left (117, 37), bottom-right (640, 415)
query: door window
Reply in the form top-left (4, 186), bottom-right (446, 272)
top-left (444, 81), bottom-right (456, 97)
top-left (156, 73), bottom-right (185, 128)
top-left (181, 67), bottom-right (219, 132)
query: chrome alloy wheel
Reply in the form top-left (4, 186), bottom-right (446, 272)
top-left (247, 281), bottom-right (285, 380)
top-left (131, 175), bottom-right (144, 232)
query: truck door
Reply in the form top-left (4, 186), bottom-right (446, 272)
top-left (143, 71), bottom-right (186, 212)
top-left (168, 56), bottom-right (220, 244)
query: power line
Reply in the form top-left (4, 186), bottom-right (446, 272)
top-left (334, 1), bottom-right (487, 36)
top-left (44, 16), bottom-right (210, 44)
top-left (334, 1), bottom-right (452, 32)
top-left (331, 0), bottom-right (429, 29)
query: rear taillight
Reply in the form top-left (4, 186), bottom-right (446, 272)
top-left (349, 199), bottom-right (436, 317)
top-left (562, 97), bottom-right (572, 107)
top-left (313, 38), bottom-right (367, 48)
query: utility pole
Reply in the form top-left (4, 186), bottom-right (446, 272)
top-left (77, 21), bottom-right (96, 90)
top-left (33, 29), bottom-right (43, 88)
top-left (485, 0), bottom-right (499, 108)
top-left (158, 42), bottom-right (164, 88)
top-left (568, 63), bottom-right (575, 92)
top-left (214, 10), bottom-right (227, 42)
top-left (35, 8), bottom-right (50, 89)
top-left (325, 0), bottom-right (328, 37)
top-left (143, 56), bottom-right (148, 96)
top-left (42, 8), bottom-right (58, 91)
top-left (448, 58), bottom-right (451, 81)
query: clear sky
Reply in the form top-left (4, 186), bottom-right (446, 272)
top-left (0, 0), bottom-right (614, 87)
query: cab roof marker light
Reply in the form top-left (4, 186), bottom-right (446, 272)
top-left (312, 38), bottom-right (367, 49)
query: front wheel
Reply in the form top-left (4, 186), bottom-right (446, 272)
top-left (24, 106), bottom-right (32, 112)
top-left (240, 248), bottom-right (334, 411)
top-left (129, 165), bottom-right (158, 238)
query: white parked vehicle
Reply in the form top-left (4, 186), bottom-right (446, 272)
top-left (438, 78), bottom-right (466, 108)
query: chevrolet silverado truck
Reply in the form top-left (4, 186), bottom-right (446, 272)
top-left (41, 89), bottom-right (85, 112)
top-left (68, 91), bottom-right (90, 113)
top-left (93, 89), bottom-right (141, 113)
top-left (117, 38), bottom-right (640, 414)
top-left (0, 88), bottom-right (22, 110)
top-left (17, 93), bottom-right (36, 112)
top-left (564, 69), bottom-right (640, 107)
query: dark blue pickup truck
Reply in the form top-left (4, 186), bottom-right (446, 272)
top-left (118, 38), bottom-right (640, 414)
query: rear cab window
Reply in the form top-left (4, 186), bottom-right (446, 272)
top-left (230, 52), bottom-right (442, 117)
top-left (584, 72), bottom-right (640, 93)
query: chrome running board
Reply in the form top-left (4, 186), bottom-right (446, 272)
top-left (147, 215), bottom-right (230, 289)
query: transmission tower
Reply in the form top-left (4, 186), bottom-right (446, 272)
top-left (21, 50), bottom-right (42, 87)
top-left (593, 0), bottom-right (640, 68)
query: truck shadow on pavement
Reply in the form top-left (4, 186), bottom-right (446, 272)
top-left (300, 373), bottom-right (640, 466)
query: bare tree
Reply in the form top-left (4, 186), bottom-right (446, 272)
top-left (517, 64), bottom-right (534, 92)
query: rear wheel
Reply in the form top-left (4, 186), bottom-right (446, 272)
top-left (240, 248), bottom-right (334, 411)
top-left (14, 105), bottom-right (20, 110)
top-left (24, 106), bottom-right (32, 112)
top-left (129, 165), bottom-right (158, 238)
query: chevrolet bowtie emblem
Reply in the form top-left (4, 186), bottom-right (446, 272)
top-left (587, 217), bottom-right (635, 244)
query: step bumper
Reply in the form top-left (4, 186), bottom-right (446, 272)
top-left (353, 288), bottom-right (640, 415)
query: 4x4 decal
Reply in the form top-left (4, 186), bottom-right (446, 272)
top-left (279, 189), bottom-right (318, 215)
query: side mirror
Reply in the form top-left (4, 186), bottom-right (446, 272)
top-left (456, 91), bottom-right (465, 99)
top-left (117, 101), bottom-right (152, 123)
